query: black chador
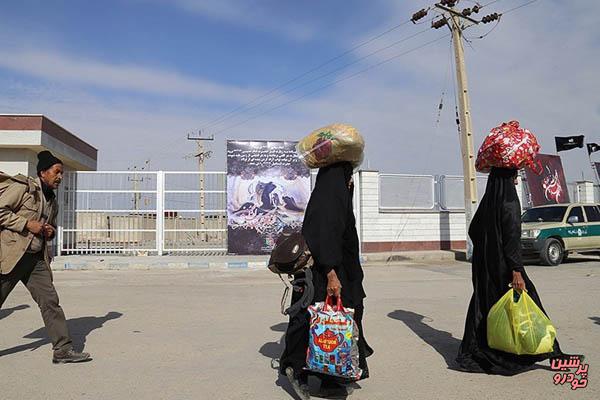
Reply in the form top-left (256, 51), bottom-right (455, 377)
top-left (279, 162), bottom-right (373, 379)
top-left (456, 167), bottom-right (563, 375)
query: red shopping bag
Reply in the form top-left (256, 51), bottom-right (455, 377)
top-left (475, 121), bottom-right (542, 174)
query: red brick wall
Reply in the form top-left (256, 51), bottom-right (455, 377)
top-left (362, 240), bottom-right (467, 252)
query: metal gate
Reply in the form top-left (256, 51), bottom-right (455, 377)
top-left (58, 171), bottom-right (227, 255)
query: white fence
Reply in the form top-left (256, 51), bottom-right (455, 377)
top-left (377, 174), bottom-right (490, 211)
top-left (56, 170), bottom-right (592, 255)
top-left (58, 171), bottom-right (227, 255)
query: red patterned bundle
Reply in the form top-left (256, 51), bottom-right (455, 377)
top-left (475, 121), bottom-right (541, 174)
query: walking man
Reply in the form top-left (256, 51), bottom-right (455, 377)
top-left (1, 150), bottom-right (91, 363)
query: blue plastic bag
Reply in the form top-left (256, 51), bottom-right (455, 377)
top-left (306, 296), bottom-right (362, 380)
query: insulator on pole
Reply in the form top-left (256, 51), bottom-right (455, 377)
top-left (440, 0), bottom-right (456, 7)
top-left (411, 8), bottom-right (429, 23)
top-left (482, 12), bottom-right (500, 24)
top-left (432, 16), bottom-right (448, 29)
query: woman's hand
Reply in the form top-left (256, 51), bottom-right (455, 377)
top-left (327, 269), bottom-right (342, 297)
top-left (512, 270), bottom-right (526, 292)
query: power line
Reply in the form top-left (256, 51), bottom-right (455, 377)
top-left (213, 34), bottom-right (451, 136)
top-left (386, 37), bottom-right (454, 259)
top-left (465, 0), bottom-right (541, 40)
top-left (480, 0), bottom-right (503, 9)
top-left (202, 27), bottom-right (433, 131)
top-left (191, 0), bottom-right (537, 142)
top-left (198, 19), bottom-right (416, 131)
top-left (501, 0), bottom-right (540, 15)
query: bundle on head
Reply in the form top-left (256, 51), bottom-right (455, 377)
top-left (297, 123), bottom-right (365, 169)
top-left (475, 120), bottom-right (541, 174)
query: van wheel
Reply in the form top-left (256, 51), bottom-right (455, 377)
top-left (540, 239), bottom-right (564, 266)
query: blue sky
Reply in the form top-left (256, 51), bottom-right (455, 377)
top-left (0, 0), bottom-right (598, 182)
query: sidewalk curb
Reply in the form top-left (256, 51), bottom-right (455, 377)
top-left (52, 250), bottom-right (467, 271)
top-left (54, 256), bottom-right (270, 271)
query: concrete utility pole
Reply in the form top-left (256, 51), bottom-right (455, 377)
top-left (128, 160), bottom-right (150, 211)
top-left (449, 13), bottom-right (478, 260)
top-left (187, 132), bottom-right (214, 242)
top-left (427, 1), bottom-right (490, 260)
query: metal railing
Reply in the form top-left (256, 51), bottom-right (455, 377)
top-left (163, 171), bottom-right (227, 255)
top-left (438, 175), bottom-right (488, 211)
top-left (57, 170), bottom-right (595, 256)
top-left (58, 171), bottom-right (227, 255)
top-left (378, 174), bottom-right (435, 210)
top-left (377, 174), bottom-right (489, 211)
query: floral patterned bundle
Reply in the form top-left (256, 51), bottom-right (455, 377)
top-left (475, 120), bottom-right (541, 174)
top-left (297, 123), bottom-right (365, 169)
top-left (306, 296), bottom-right (362, 380)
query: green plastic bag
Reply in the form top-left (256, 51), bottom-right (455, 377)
top-left (487, 289), bottom-right (556, 355)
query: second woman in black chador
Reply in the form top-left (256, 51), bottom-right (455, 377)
top-left (456, 167), bottom-right (565, 375)
top-left (279, 162), bottom-right (373, 398)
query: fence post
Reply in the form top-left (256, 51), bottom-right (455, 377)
top-left (516, 175), bottom-right (526, 212)
top-left (354, 170), bottom-right (362, 249)
top-left (57, 226), bottom-right (63, 256)
top-left (156, 171), bottom-right (164, 256)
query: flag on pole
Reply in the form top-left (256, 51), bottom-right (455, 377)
top-left (555, 135), bottom-right (584, 152)
top-left (587, 143), bottom-right (600, 155)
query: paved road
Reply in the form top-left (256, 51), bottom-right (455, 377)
top-left (1, 257), bottom-right (598, 399)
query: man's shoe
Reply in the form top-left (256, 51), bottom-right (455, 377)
top-left (285, 367), bottom-right (310, 400)
top-left (52, 349), bottom-right (92, 364)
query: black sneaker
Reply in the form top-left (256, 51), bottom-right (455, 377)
top-left (285, 367), bottom-right (310, 400)
top-left (52, 349), bottom-right (92, 364)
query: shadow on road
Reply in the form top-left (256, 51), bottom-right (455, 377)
top-left (388, 309), bottom-right (461, 369)
top-left (590, 317), bottom-right (600, 326)
top-left (0, 311), bottom-right (123, 357)
top-left (0, 304), bottom-right (30, 320)
top-left (259, 322), bottom-right (287, 360)
top-left (259, 322), bottom-right (303, 399)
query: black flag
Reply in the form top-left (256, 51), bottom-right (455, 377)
top-left (588, 143), bottom-right (600, 155)
top-left (555, 135), bottom-right (584, 152)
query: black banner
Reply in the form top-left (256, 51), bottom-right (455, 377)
top-left (587, 143), bottom-right (600, 155)
top-left (555, 135), bottom-right (584, 152)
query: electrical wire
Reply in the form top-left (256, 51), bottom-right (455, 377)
top-left (501, 0), bottom-right (540, 15)
top-left (212, 33), bottom-right (451, 136)
top-left (202, 27), bottom-right (434, 131)
top-left (385, 36), bottom-right (456, 260)
top-left (198, 19), bottom-right (417, 131)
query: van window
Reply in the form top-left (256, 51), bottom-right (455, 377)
top-left (584, 206), bottom-right (600, 222)
top-left (522, 206), bottom-right (568, 223)
top-left (568, 207), bottom-right (585, 223)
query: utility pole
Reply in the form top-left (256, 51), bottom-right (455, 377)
top-left (128, 160), bottom-right (150, 211)
top-left (187, 132), bottom-right (214, 242)
top-left (448, 8), bottom-right (478, 260)
top-left (422, 1), bottom-right (498, 260)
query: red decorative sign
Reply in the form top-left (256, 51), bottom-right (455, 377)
top-left (524, 154), bottom-right (570, 206)
top-left (314, 329), bottom-right (340, 353)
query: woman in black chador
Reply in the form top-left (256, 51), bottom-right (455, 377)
top-left (456, 167), bottom-right (564, 375)
top-left (279, 162), bottom-right (373, 399)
